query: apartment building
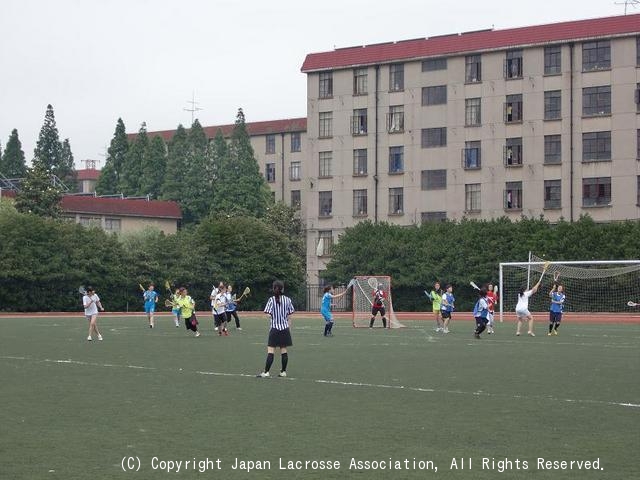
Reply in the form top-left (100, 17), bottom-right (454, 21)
top-left (301, 14), bottom-right (640, 283)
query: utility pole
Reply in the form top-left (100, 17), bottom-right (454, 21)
top-left (614, 0), bottom-right (639, 14)
top-left (184, 91), bottom-right (203, 125)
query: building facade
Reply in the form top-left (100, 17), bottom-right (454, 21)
top-left (301, 14), bottom-right (640, 283)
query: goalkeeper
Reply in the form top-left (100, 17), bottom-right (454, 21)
top-left (369, 284), bottom-right (388, 328)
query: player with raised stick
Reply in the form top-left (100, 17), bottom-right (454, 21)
top-left (369, 279), bottom-right (388, 329)
top-left (473, 287), bottom-right (490, 339)
top-left (548, 271), bottom-right (565, 336)
top-left (143, 283), bottom-right (158, 328)
top-left (515, 262), bottom-right (549, 337)
top-left (321, 284), bottom-right (348, 336)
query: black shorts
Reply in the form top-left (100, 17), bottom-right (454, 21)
top-left (441, 310), bottom-right (452, 319)
top-left (371, 305), bottom-right (386, 317)
top-left (549, 311), bottom-right (563, 323)
top-left (475, 316), bottom-right (488, 326)
top-left (184, 313), bottom-right (198, 331)
top-left (268, 328), bottom-right (292, 348)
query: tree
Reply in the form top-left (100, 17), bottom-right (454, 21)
top-left (214, 108), bottom-right (272, 217)
top-left (14, 161), bottom-right (63, 217)
top-left (209, 129), bottom-right (228, 198)
top-left (140, 135), bottom-right (167, 198)
top-left (96, 118), bottom-right (128, 195)
top-left (33, 104), bottom-right (62, 170)
top-left (162, 124), bottom-right (189, 202)
top-left (180, 119), bottom-right (213, 222)
top-left (264, 201), bottom-right (305, 261)
top-left (59, 138), bottom-right (77, 191)
top-left (119, 123), bottom-right (148, 196)
top-left (1, 129), bottom-right (27, 178)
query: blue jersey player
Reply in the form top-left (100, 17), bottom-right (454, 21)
top-left (321, 285), bottom-right (347, 336)
top-left (143, 284), bottom-right (159, 328)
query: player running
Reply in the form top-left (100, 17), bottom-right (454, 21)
top-left (548, 283), bottom-right (565, 336)
top-left (440, 284), bottom-right (455, 333)
top-left (143, 284), bottom-right (158, 328)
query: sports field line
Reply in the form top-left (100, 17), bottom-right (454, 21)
top-left (2, 355), bottom-right (638, 410)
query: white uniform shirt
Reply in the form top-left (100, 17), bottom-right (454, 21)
top-left (83, 294), bottom-right (100, 316)
top-left (214, 292), bottom-right (227, 315)
top-left (210, 287), bottom-right (219, 308)
top-left (515, 290), bottom-right (533, 313)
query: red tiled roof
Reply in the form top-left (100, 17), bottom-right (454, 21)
top-left (134, 117), bottom-right (307, 142)
top-left (0, 189), bottom-right (16, 199)
top-left (61, 195), bottom-right (182, 219)
top-left (76, 169), bottom-right (100, 181)
top-left (301, 13), bottom-right (640, 72)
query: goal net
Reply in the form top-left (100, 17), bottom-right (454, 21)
top-left (351, 275), bottom-right (404, 328)
top-left (499, 255), bottom-right (640, 321)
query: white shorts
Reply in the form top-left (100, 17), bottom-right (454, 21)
top-left (515, 309), bottom-right (530, 318)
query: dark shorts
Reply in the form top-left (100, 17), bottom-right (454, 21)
top-left (371, 305), bottom-right (386, 317)
top-left (475, 316), bottom-right (489, 326)
top-left (184, 313), bottom-right (198, 331)
top-left (441, 310), bottom-right (452, 320)
top-left (268, 328), bottom-right (292, 348)
top-left (549, 311), bottom-right (563, 323)
top-left (214, 312), bottom-right (227, 326)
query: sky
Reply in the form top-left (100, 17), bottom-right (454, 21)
top-left (0, 0), bottom-right (634, 168)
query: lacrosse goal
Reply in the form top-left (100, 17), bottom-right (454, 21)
top-left (498, 256), bottom-right (640, 321)
top-left (351, 275), bottom-right (404, 328)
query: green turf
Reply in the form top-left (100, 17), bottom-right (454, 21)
top-left (1, 314), bottom-right (638, 480)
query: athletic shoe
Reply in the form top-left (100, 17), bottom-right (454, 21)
top-left (98, 335), bottom-right (103, 341)
top-left (278, 371), bottom-right (287, 377)
top-left (237, 327), bottom-right (242, 331)
top-left (149, 324), bottom-right (153, 328)
top-left (257, 372), bottom-right (270, 378)
top-left (214, 327), bottom-right (218, 331)
top-left (175, 323), bottom-right (179, 327)
top-left (552, 330), bottom-right (558, 336)
top-left (548, 332), bottom-right (552, 336)
top-left (195, 331), bottom-right (201, 337)
top-left (87, 336), bottom-right (92, 341)
top-left (516, 332), bottom-right (521, 336)
top-left (528, 331), bottom-right (535, 337)
top-left (218, 331), bottom-right (222, 336)
top-left (443, 328), bottom-right (449, 334)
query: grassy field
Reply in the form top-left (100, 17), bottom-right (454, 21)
top-left (1, 313), bottom-right (638, 480)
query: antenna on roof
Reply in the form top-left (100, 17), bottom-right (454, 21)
top-left (614, 0), bottom-right (639, 14)
top-left (184, 91), bottom-right (203, 125)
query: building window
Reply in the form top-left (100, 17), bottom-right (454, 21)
top-left (465, 54), bottom-right (481, 83)
top-left (351, 108), bottom-right (368, 135)
top-left (319, 112), bottom-right (332, 138)
top-left (319, 151), bottom-right (332, 178)
top-left (582, 177), bottom-right (611, 206)
top-left (421, 127), bottom-right (447, 148)
top-left (544, 45), bottom-right (561, 75)
top-left (389, 146), bottom-right (404, 174)
top-left (319, 71), bottom-right (333, 99)
top-left (421, 169), bottom-right (446, 190)
top-left (544, 180), bottom-right (561, 209)
top-left (462, 141), bottom-right (481, 169)
top-left (353, 149), bottom-right (367, 176)
top-left (504, 94), bottom-right (523, 123)
top-left (291, 190), bottom-right (301, 210)
top-left (544, 90), bottom-right (562, 120)
top-left (582, 40), bottom-right (610, 71)
top-left (582, 131), bottom-right (611, 162)
top-left (583, 86), bottom-right (611, 116)
top-left (423, 85), bottom-right (447, 105)
top-left (504, 181), bottom-right (523, 210)
top-left (504, 49), bottom-right (523, 79)
top-left (104, 218), bottom-right (121, 232)
top-left (266, 134), bottom-right (276, 154)
top-left (544, 135), bottom-right (562, 164)
top-left (353, 189), bottom-right (368, 216)
top-left (422, 58), bottom-right (447, 71)
top-left (317, 230), bottom-right (333, 256)
top-left (387, 105), bottom-right (404, 133)
top-left (389, 64), bottom-right (404, 91)
top-left (291, 132), bottom-right (301, 152)
top-left (465, 98), bottom-right (481, 126)
top-left (504, 138), bottom-right (523, 166)
top-left (636, 83), bottom-right (640, 112)
top-left (421, 211), bottom-right (447, 223)
top-left (319, 191), bottom-right (332, 217)
top-left (354, 68), bottom-right (368, 95)
top-left (79, 216), bottom-right (101, 227)
top-left (265, 163), bottom-right (276, 183)
top-left (465, 183), bottom-right (481, 212)
top-left (388, 187), bottom-right (404, 214)
top-left (289, 161), bottom-right (301, 181)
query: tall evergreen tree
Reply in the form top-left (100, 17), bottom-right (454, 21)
top-left (162, 124), bottom-right (189, 202)
top-left (59, 138), bottom-right (77, 191)
top-left (119, 122), bottom-right (148, 196)
top-left (140, 135), bottom-right (167, 198)
top-left (1, 129), bottom-right (27, 178)
top-left (33, 104), bottom-right (62, 173)
top-left (96, 118), bottom-right (128, 195)
top-left (14, 162), bottom-right (62, 217)
top-left (209, 129), bottom-right (229, 203)
top-left (180, 119), bottom-right (213, 223)
top-left (216, 108), bottom-right (272, 217)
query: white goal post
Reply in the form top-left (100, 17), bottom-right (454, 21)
top-left (351, 275), bottom-right (404, 328)
top-left (499, 258), bottom-right (640, 322)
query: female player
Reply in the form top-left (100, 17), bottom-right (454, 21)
top-left (429, 281), bottom-right (444, 332)
top-left (177, 287), bottom-right (200, 337)
top-left (257, 280), bottom-right (295, 378)
top-left (486, 283), bottom-right (498, 334)
top-left (171, 288), bottom-right (181, 327)
top-left (143, 284), bottom-right (158, 328)
top-left (440, 284), bottom-right (455, 334)
top-left (83, 286), bottom-right (104, 341)
top-left (515, 278), bottom-right (543, 336)
top-left (320, 285), bottom-right (347, 336)
top-left (548, 283), bottom-right (565, 335)
top-left (473, 287), bottom-right (490, 339)
top-left (369, 283), bottom-right (387, 328)
top-left (225, 285), bottom-right (241, 331)
top-left (213, 285), bottom-right (229, 336)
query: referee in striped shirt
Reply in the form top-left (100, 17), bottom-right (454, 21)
top-left (257, 280), bottom-right (295, 378)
